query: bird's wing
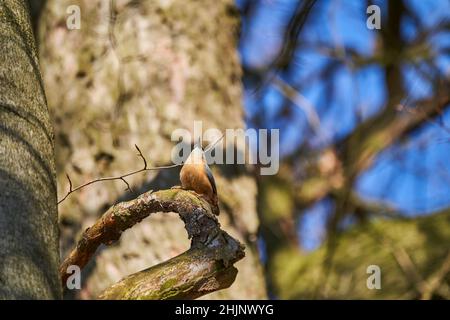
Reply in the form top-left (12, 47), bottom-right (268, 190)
top-left (204, 164), bottom-right (217, 195)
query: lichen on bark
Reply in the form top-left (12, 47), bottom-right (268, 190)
top-left (0, 0), bottom-right (61, 299)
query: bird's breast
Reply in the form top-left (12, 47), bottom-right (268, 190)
top-left (180, 163), bottom-right (214, 197)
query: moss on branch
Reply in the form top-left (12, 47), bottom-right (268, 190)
top-left (59, 189), bottom-right (245, 299)
top-left (99, 248), bottom-right (240, 300)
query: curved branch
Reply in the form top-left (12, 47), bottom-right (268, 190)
top-left (99, 248), bottom-right (240, 300)
top-left (59, 189), bottom-right (245, 300)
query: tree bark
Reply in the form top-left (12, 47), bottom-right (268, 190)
top-left (99, 248), bottom-right (241, 300)
top-left (0, 0), bottom-right (61, 299)
top-left (38, 0), bottom-right (266, 299)
top-left (61, 189), bottom-right (245, 299)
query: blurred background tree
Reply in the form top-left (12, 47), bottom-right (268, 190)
top-left (238, 0), bottom-right (450, 299)
top-left (29, 0), bottom-right (450, 299)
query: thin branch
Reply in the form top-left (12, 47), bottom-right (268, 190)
top-left (134, 144), bottom-right (147, 169)
top-left (65, 173), bottom-right (72, 192)
top-left (271, 0), bottom-right (316, 71)
top-left (272, 76), bottom-right (322, 135)
top-left (120, 177), bottom-right (132, 192)
top-left (59, 189), bottom-right (244, 300)
top-left (244, 0), bottom-right (316, 95)
top-left (57, 145), bottom-right (181, 204)
top-left (342, 93), bottom-right (450, 176)
top-left (294, 93), bottom-right (450, 209)
top-left (59, 135), bottom-right (229, 205)
top-left (344, 191), bottom-right (403, 218)
top-left (204, 133), bottom-right (225, 153)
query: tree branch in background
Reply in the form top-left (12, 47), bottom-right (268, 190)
top-left (60, 189), bottom-right (245, 300)
top-left (295, 92), bottom-right (450, 208)
top-left (273, 76), bottom-right (321, 135)
top-left (340, 92), bottom-right (450, 177)
top-left (243, 0), bottom-right (316, 94)
top-left (273, 0), bottom-right (317, 71)
top-left (420, 251), bottom-right (450, 300)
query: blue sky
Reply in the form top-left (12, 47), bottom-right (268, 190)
top-left (238, 0), bottom-right (450, 250)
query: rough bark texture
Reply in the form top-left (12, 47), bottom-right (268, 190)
top-left (99, 249), bottom-right (240, 300)
top-left (61, 189), bottom-right (245, 299)
top-left (38, 0), bottom-right (266, 299)
top-left (0, 0), bottom-right (61, 299)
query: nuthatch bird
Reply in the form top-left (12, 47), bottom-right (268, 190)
top-left (180, 139), bottom-right (219, 215)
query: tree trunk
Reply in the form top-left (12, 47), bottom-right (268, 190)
top-left (38, 0), bottom-right (267, 299)
top-left (0, 0), bottom-right (61, 299)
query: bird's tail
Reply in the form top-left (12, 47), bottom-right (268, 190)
top-left (210, 194), bottom-right (220, 215)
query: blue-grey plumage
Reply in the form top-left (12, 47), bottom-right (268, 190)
top-left (180, 142), bottom-right (219, 215)
top-left (204, 162), bottom-right (217, 195)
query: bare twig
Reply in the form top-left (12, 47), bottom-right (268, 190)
top-left (120, 177), bottom-right (131, 192)
top-left (204, 133), bottom-right (225, 153)
top-left (58, 134), bottom-right (228, 205)
top-left (134, 144), bottom-right (147, 169)
top-left (58, 145), bottom-right (181, 204)
top-left (65, 173), bottom-right (72, 192)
